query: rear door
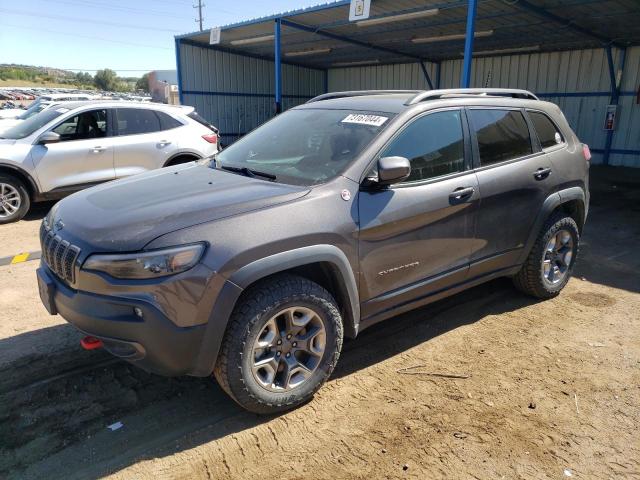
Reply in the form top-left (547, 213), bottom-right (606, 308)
top-left (113, 107), bottom-right (182, 177)
top-left (467, 107), bottom-right (556, 277)
top-left (358, 108), bottom-right (479, 319)
top-left (31, 107), bottom-right (115, 192)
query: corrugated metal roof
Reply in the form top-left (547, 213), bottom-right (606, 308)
top-left (177, 0), bottom-right (640, 69)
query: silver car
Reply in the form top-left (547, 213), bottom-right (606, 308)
top-left (0, 101), bottom-right (220, 223)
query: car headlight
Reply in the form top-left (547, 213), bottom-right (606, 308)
top-left (82, 244), bottom-right (205, 279)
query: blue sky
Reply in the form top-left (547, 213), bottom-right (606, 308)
top-left (0, 0), bottom-right (326, 77)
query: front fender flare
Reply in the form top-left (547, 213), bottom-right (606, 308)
top-left (190, 245), bottom-right (360, 377)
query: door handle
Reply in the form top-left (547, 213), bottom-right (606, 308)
top-left (159, 140), bottom-right (172, 146)
top-left (91, 146), bottom-right (106, 153)
top-left (533, 167), bottom-right (552, 180)
top-left (449, 186), bottom-right (475, 201)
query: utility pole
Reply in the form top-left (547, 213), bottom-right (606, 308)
top-left (194, 0), bottom-right (204, 31)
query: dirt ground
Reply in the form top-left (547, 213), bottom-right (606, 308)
top-left (0, 166), bottom-right (638, 480)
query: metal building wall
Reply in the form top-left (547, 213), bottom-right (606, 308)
top-left (328, 62), bottom-right (438, 92)
top-left (177, 41), bottom-right (325, 144)
top-left (439, 47), bottom-right (639, 167)
top-left (326, 48), bottom-right (639, 167)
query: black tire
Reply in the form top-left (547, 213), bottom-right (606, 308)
top-left (513, 213), bottom-right (579, 299)
top-left (0, 174), bottom-right (30, 224)
top-left (213, 274), bottom-right (343, 414)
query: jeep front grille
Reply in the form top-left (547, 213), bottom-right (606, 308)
top-left (40, 220), bottom-right (81, 285)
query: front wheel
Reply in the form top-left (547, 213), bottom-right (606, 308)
top-left (513, 213), bottom-right (579, 299)
top-left (0, 175), bottom-right (30, 224)
top-left (213, 274), bottom-right (343, 414)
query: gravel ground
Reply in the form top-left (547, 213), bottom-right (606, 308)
top-left (0, 166), bottom-right (638, 479)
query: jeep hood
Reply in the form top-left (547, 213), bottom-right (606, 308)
top-left (53, 164), bottom-right (309, 251)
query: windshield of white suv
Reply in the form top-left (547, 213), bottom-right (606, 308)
top-left (0, 108), bottom-right (67, 140)
top-left (17, 102), bottom-right (49, 120)
top-left (214, 108), bottom-right (395, 186)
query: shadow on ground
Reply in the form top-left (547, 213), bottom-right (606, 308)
top-left (1, 166), bottom-right (638, 479)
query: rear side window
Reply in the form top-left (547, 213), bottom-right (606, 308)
top-left (529, 111), bottom-right (564, 149)
top-left (381, 110), bottom-right (465, 182)
top-left (116, 108), bottom-right (162, 135)
top-left (469, 109), bottom-right (533, 166)
top-left (157, 111), bottom-right (183, 130)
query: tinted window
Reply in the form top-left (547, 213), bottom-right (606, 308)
top-left (52, 109), bottom-right (107, 141)
top-left (469, 109), bottom-right (533, 166)
top-left (529, 111), bottom-right (563, 149)
top-left (116, 108), bottom-right (162, 135)
top-left (0, 108), bottom-right (67, 140)
top-left (157, 111), bottom-right (183, 130)
top-left (216, 109), bottom-right (393, 186)
top-left (381, 110), bottom-right (465, 182)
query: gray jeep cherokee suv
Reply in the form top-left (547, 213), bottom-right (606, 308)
top-left (37, 89), bottom-right (590, 413)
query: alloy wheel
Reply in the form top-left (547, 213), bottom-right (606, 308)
top-left (250, 306), bottom-right (326, 392)
top-left (0, 183), bottom-right (21, 218)
top-left (543, 229), bottom-right (574, 284)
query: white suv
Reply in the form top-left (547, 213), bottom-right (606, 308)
top-left (0, 101), bottom-right (219, 223)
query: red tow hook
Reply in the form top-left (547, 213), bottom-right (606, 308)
top-left (81, 336), bottom-right (103, 350)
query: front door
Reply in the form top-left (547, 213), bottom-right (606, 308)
top-left (358, 109), bottom-right (479, 320)
top-left (30, 108), bottom-right (115, 192)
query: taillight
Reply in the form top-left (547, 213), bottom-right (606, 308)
top-left (202, 133), bottom-right (218, 144)
top-left (582, 144), bottom-right (592, 162)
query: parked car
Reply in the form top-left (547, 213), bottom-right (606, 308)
top-left (36, 89), bottom-right (590, 413)
top-left (0, 100), bottom-right (58, 129)
top-left (0, 101), bottom-right (220, 223)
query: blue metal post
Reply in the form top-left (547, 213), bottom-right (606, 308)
top-left (174, 38), bottom-right (184, 105)
top-left (274, 18), bottom-right (282, 114)
top-left (436, 61), bottom-right (442, 89)
top-left (323, 69), bottom-right (329, 94)
top-left (603, 46), bottom-right (626, 166)
top-left (461, 0), bottom-right (478, 88)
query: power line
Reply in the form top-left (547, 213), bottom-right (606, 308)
top-left (0, 8), bottom-right (183, 32)
top-left (0, 23), bottom-right (174, 50)
top-left (34, 0), bottom-right (193, 19)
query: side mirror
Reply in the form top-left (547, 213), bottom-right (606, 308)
top-left (377, 156), bottom-right (411, 185)
top-left (38, 132), bottom-right (61, 145)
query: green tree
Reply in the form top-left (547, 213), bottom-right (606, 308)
top-left (93, 68), bottom-right (118, 91)
top-left (135, 73), bottom-right (150, 92)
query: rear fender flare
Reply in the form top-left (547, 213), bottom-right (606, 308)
top-left (518, 188), bottom-right (585, 265)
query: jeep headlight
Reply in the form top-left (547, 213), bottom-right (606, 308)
top-left (82, 244), bottom-right (205, 279)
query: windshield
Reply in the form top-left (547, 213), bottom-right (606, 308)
top-left (0, 107), bottom-right (68, 140)
top-left (215, 109), bottom-right (394, 186)
top-left (17, 102), bottom-right (49, 120)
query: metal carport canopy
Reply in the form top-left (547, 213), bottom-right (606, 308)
top-left (176, 0), bottom-right (638, 69)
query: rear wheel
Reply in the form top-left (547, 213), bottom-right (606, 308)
top-left (0, 175), bottom-right (30, 224)
top-left (513, 213), bottom-right (579, 298)
top-left (213, 274), bottom-right (343, 414)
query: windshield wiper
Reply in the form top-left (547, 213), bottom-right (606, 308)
top-left (219, 164), bottom-right (276, 181)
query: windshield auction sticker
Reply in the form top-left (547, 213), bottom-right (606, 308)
top-left (341, 114), bottom-right (388, 127)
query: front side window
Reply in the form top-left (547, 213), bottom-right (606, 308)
top-left (529, 111), bottom-right (564, 149)
top-left (469, 109), bottom-right (533, 166)
top-left (116, 108), bottom-right (162, 135)
top-left (380, 110), bottom-right (465, 182)
top-left (215, 108), bottom-right (394, 186)
top-left (52, 109), bottom-right (107, 141)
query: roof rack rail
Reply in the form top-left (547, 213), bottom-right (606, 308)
top-left (307, 90), bottom-right (422, 104)
top-left (405, 88), bottom-right (539, 105)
